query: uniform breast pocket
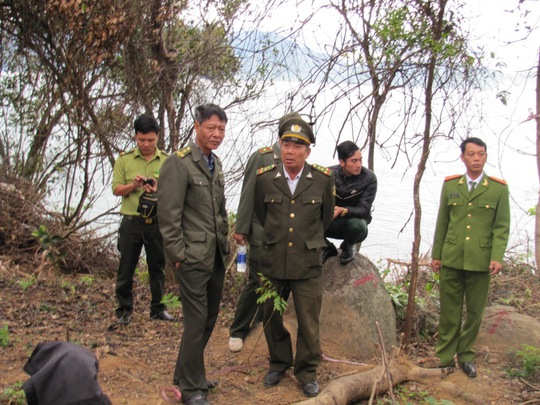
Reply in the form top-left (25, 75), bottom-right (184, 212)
top-left (447, 197), bottom-right (464, 221)
top-left (264, 194), bottom-right (283, 205)
top-left (302, 195), bottom-right (322, 220)
top-left (190, 176), bottom-right (208, 200)
top-left (477, 199), bottom-right (497, 221)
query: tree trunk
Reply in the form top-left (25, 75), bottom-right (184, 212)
top-left (402, 0), bottom-right (447, 346)
top-left (534, 51), bottom-right (540, 275)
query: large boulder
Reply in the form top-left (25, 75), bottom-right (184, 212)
top-left (320, 253), bottom-right (397, 361)
top-left (477, 305), bottom-right (540, 361)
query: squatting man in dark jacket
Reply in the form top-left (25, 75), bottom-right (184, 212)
top-left (322, 140), bottom-right (378, 264)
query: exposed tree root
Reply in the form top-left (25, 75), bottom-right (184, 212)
top-left (296, 359), bottom-right (455, 405)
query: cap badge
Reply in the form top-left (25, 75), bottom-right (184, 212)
top-left (291, 124), bottom-right (302, 133)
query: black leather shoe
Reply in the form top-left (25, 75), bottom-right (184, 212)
top-left (184, 394), bottom-right (209, 405)
top-left (263, 370), bottom-right (284, 387)
top-left (339, 245), bottom-right (355, 265)
top-left (303, 381), bottom-right (319, 397)
top-left (150, 310), bottom-right (174, 322)
top-left (117, 313), bottom-right (132, 325)
top-left (322, 244), bottom-right (338, 263)
top-left (459, 362), bottom-right (477, 378)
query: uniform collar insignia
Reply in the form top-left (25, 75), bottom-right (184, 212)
top-left (307, 172), bottom-right (313, 178)
top-left (351, 189), bottom-right (358, 194)
top-left (482, 178), bottom-right (488, 186)
top-left (275, 172), bottom-right (282, 178)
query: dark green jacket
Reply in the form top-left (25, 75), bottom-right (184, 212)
top-left (235, 143), bottom-right (281, 247)
top-left (432, 173), bottom-right (510, 271)
top-left (254, 162), bottom-right (335, 279)
top-left (157, 141), bottom-right (229, 271)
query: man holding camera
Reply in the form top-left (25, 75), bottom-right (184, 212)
top-left (111, 113), bottom-right (173, 325)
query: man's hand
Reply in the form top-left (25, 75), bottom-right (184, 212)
top-left (133, 175), bottom-right (146, 189)
top-left (431, 259), bottom-right (442, 273)
top-left (489, 260), bottom-right (502, 275)
top-left (143, 178), bottom-right (157, 193)
top-left (234, 233), bottom-right (247, 245)
top-left (333, 206), bottom-right (348, 219)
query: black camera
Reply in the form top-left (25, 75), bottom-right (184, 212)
top-left (143, 178), bottom-right (155, 186)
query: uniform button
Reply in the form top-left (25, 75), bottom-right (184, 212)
top-left (453, 203), bottom-right (457, 206)
top-left (468, 214), bottom-right (472, 217)
top-left (486, 205), bottom-right (490, 208)
top-left (271, 199), bottom-right (275, 203)
top-left (289, 228), bottom-right (294, 233)
top-left (311, 199), bottom-right (315, 204)
top-left (288, 242), bottom-right (293, 247)
top-left (467, 225), bottom-right (471, 229)
top-left (466, 237), bottom-right (470, 241)
top-left (468, 202), bottom-right (472, 206)
top-left (290, 213), bottom-right (295, 218)
top-left (291, 200), bottom-right (295, 205)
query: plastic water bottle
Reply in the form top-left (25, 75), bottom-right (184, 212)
top-left (237, 245), bottom-right (247, 273)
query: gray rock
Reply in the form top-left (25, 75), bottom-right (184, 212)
top-left (320, 253), bottom-right (398, 361)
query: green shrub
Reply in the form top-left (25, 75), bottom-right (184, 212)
top-left (0, 382), bottom-right (26, 405)
top-left (0, 324), bottom-right (10, 347)
top-left (507, 345), bottom-right (540, 380)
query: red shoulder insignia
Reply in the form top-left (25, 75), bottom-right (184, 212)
top-left (444, 174), bottom-right (461, 182)
top-left (489, 176), bottom-right (507, 185)
top-left (258, 146), bottom-right (273, 155)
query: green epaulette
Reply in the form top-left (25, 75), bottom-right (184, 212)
top-left (119, 149), bottom-right (135, 157)
top-left (312, 163), bottom-right (331, 176)
top-left (257, 164), bottom-right (276, 175)
top-left (444, 174), bottom-right (462, 182)
top-left (258, 146), bottom-right (273, 155)
top-left (175, 146), bottom-right (191, 158)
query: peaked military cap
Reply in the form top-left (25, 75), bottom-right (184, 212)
top-left (278, 116), bottom-right (315, 145)
top-left (278, 111), bottom-right (302, 129)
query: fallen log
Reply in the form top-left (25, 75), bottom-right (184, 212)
top-left (296, 359), bottom-right (454, 405)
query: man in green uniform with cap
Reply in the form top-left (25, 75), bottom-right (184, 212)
top-left (112, 113), bottom-right (173, 325)
top-left (254, 115), bottom-right (334, 398)
top-left (228, 112), bottom-right (300, 353)
top-left (158, 104), bottom-right (229, 405)
top-left (431, 137), bottom-right (510, 378)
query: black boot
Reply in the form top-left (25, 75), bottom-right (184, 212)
top-left (339, 243), bottom-right (355, 265)
top-left (322, 243), bottom-right (338, 263)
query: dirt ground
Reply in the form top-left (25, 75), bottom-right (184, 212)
top-left (0, 259), bottom-right (536, 405)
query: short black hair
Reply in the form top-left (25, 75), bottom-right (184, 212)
top-left (337, 141), bottom-right (360, 161)
top-left (194, 104), bottom-right (228, 124)
top-left (460, 137), bottom-right (487, 153)
top-left (134, 114), bottom-right (159, 135)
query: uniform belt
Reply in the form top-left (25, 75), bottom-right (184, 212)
top-left (123, 215), bottom-right (157, 225)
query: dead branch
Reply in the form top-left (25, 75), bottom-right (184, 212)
top-left (296, 359), bottom-right (455, 405)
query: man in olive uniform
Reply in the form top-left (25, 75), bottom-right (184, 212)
top-left (112, 113), bottom-right (173, 325)
top-left (254, 115), bottom-right (334, 398)
top-left (228, 112), bottom-right (300, 353)
top-left (431, 137), bottom-right (510, 378)
top-left (158, 104), bottom-right (229, 405)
